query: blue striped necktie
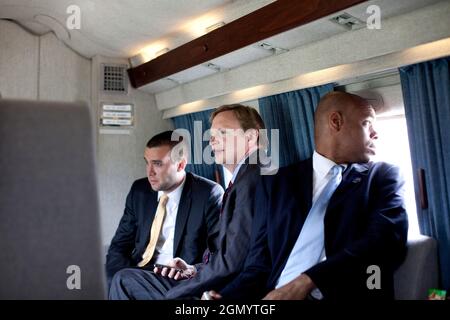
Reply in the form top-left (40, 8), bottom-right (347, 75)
top-left (277, 164), bottom-right (343, 288)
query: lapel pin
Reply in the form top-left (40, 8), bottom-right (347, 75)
top-left (352, 177), bottom-right (362, 183)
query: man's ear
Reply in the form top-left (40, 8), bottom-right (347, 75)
top-left (329, 111), bottom-right (343, 132)
top-left (177, 157), bottom-right (187, 172)
top-left (245, 129), bottom-right (259, 147)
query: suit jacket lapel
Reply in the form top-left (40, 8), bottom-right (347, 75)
top-left (327, 162), bottom-right (369, 211)
top-left (220, 163), bottom-right (249, 223)
top-left (289, 158), bottom-right (313, 228)
top-left (301, 159), bottom-right (313, 219)
top-left (234, 162), bottom-right (250, 184)
top-left (173, 173), bottom-right (192, 255)
top-left (272, 158), bottom-right (313, 282)
top-left (277, 159), bottom-right (313, 245)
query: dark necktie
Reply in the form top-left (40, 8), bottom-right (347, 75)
top-left (220, 180), bottom-right (233, 216)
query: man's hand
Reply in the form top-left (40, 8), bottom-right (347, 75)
top-left (263, 274), bottom-right (315, 300)
top-left (201, 290), bottom-right (222, 300)
top-left (153, 257), bottom-right (197, 280)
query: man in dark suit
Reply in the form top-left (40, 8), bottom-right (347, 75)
top-left (106, 131), bottom-right (223, 288)
top-left (108, 104), bottom-right (269, 299)
top-left (206, 91), bottom-right (408, 300)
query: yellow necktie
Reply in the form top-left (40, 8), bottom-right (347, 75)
top-left (138, 194), bottom-right (169, 267)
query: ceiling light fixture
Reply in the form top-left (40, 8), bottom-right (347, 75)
top-left (330, 13), bottom-right (364, 30)
top-left (166, 77), bottom-right (181, 85)
top-left (129, 47), bottom-right (170, 67)
top-left (258, 42), bottom-right (289, 55)
top-left (155, 47), bottom-right (170, 58)
top-left (203, 62), bottom-right (222, 72)
top-left (205, 21), bottom-right (225, 33)
top-left (129, 53), bottom-right (146, 67)
top-left (184, 13), bottom-right (222, 37)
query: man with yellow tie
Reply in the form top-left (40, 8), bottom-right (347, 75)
top-left (109, 104), bottom-right (268, 300)
top-left (106, 131), bottom-right (223, 288)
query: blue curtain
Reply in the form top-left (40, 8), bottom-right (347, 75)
top-left (172, 109), bottom-right (219, 184)
top-left (400, 56), bottom-right (450, 290)
top-left (258, 84), bottom-right (334, 167)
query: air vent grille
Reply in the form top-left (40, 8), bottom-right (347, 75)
top-left (101, 64), bottom-right (128, 94)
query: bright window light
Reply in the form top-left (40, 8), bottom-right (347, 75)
top-left (371, 115), bottom-right (421, 238)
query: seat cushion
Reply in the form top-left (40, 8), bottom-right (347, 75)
top-left (394, 235), bottom-right (438, 299)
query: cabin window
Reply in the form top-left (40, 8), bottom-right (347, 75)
top-left (371, 111), bottom-right (420, 238)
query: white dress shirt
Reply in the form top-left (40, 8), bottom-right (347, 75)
top-left (222, 152), bottom-right (250, 187)
top-left (311, 151), bottom-right (346, 261)
top-left (153, 174), bottom-right (186, 265)
top-left (229, 155), bottom-right (246, 184)
top-left (276, 151), bottom-right (346, 293)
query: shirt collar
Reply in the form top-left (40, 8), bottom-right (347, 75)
top-left (313, 150), bottom-right (347, 179)
top-left (229, 148), bottom-right (259, 184)
top-left (158, 172), bottom-right (186, 205)
top-left (229, 157), bottom-right (246, 184)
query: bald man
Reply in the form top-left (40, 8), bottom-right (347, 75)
top-left (206, 91), bottom-right (408, 300)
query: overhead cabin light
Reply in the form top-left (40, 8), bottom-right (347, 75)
top-left (203, 62), bottom-right (222, 72)
top-left (259, 43), bottom-right (273, 50)
top-left (185, 13), bottom-right (222, 37)
top-left (134, 41), bottom-right (171, 64)
top-left (129, 53), bottom-right (146, 67)
top-left (205, 21), bottom-right (226, 33)
top-left (258, 42), bottom-right (289, 55)
top-left (155, 47), bottom-right (170, 58)
top-left (330, 13), bottom-right (364, 30)
top-left (166, 77), bottom-right (181, 85)
top-left (129, 47), bottom-right (169, 67)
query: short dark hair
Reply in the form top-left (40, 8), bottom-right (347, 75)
top-left (210, 104), bottom-right (267, 148)
top-left (146, 130), bottom-right (187, 162)
top-left (146, 130), bottom-right (183, 149)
